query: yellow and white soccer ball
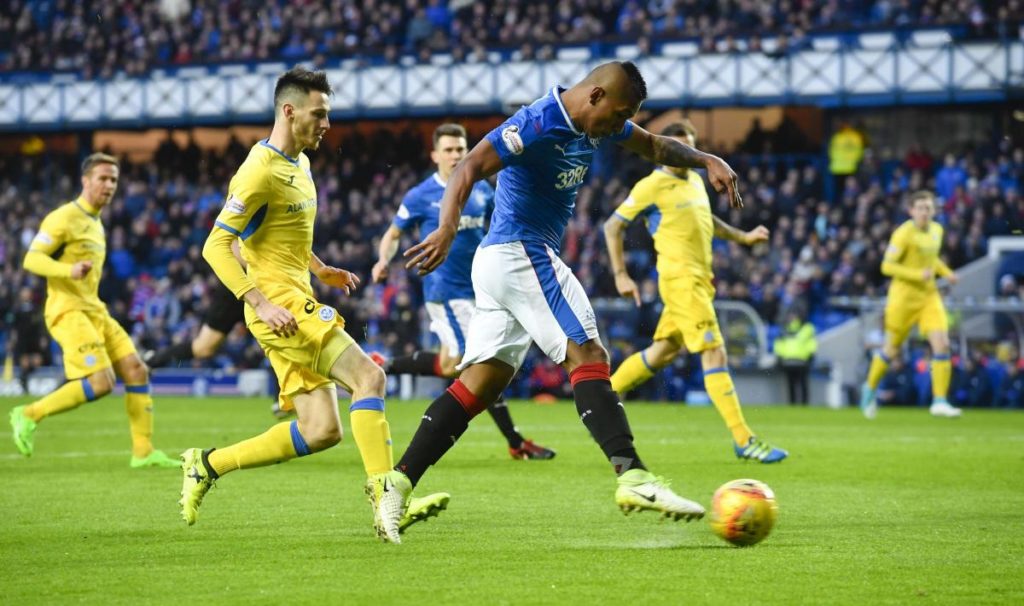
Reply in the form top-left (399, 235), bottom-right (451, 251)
top-left (709, 479), bottom-right (778, 547)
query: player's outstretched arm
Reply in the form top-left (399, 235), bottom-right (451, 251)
top-left (405, 139), bottom-right (503, 276)
top-left (620, 125), bottom-right (742, 209)
top-left (203, 227), bottom-right (297, 337)
top-left (712, 215), bottom-right (769, 247)
top-left (310, 252), bottom-right (360, 295)
top-left (372, 225), bottom-right (403, 283)
top-left (602, 214), bottom-right (641, 307)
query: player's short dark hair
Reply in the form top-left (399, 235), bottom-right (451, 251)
top-left (661, 119), bottom-right (698, 140)
top-left (909, 190), bottom-right (935, 205)
top-left (433, 123), bottom-right (467, 147)
top-left (274, 67), bottom-right (332, 108)
top-left (619, 61), bottom-right (648, 103)
top-left (81, 152), bottom-right (119, 176)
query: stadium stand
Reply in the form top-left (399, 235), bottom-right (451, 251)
top-left (1, 0), bottom-right (1020, 74)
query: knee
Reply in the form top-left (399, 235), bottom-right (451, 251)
top-left (192, 341), bottom-right (217, 359)
top-left (352, 361), bottom-right (387, 396)
top-left (301, 420), bottom-right (343, 452)
top-left (123, 359), bottom-right (150, 384)
top-left (646, 342), bottom-right (680, 368)
top-left (89, 369), bottom-right (116, 398)
top-left (577, 341), bottom-right (610, 366)
top-left (459, 362), bottom-right (515, 406)
top-left (702, 347), bottom-right (728, 370)
top-left (439, 356), bottom-right (460, 378)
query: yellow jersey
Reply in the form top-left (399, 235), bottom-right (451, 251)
top-left (27, 197), bottom-right (107, 321)
top-left (882, 220), bottom-right (952, 302)
top-left (209, 140), bottom-right (318, 301)
top-left (613, 168), bottom-right (713, 281)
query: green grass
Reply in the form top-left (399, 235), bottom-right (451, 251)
top-left (1, 397), bottom-right (1022, 605)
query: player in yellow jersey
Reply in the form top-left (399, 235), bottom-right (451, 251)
top-left (9, 153), bottom-right (178, 468)
top-left (860, 190), bottom-right (962, 419)
top-left (179, 67), bottom-right (447, 543)
top-left (604, 121), bottom-right (787, 463)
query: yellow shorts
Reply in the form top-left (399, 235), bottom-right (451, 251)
top-left (653, 276), bottom-right (724, 353)
top-left (47, 309), bottom-right (137, 380)
top-left (884, 293), bottom-right (948, 347)
top-left (245, 294), bottom-right (354, 411)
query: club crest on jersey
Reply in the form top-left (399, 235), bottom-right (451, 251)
top-left (501, 125), bottom-right (524, 155)
top-left (225, 195), bottom-right (246, 214)
top-left (318, 306), bottom-right (337, 322)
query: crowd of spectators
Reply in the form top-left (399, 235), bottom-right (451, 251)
top-left (864, 345), bottom-right (1024, 409)
top-left (0, 118), bottom-right (1021, 403)
top-left (2, 1), bottom-right (1021, 76)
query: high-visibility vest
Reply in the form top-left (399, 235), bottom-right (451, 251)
top-left (829, 128), bottom-right (863, 175)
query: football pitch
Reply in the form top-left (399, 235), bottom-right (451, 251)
top-left (1, 397), bottom-right (1022, 605)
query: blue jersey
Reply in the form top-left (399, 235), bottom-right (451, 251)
top-left (482, 86), bottom-right (634, 253)
top-left (393, 172), bottom-right (494, 302)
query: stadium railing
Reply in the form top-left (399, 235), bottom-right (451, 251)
top-left (0, 34), bottom-right (1017, 129)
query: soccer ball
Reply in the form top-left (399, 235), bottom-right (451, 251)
top-left (709, 479), bottom-right (778, 547)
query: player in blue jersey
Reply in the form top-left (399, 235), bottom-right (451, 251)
top-left (370, 123), bottom-right (555, 460)
top-left (372, 62), bottom-right (744, 535)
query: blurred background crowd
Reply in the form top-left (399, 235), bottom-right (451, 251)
top-left (2, 0), bottom-right (1022, 75)
top-left (1, 116), bottom-right (1021, 405)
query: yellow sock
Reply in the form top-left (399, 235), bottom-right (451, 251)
top-left (931, 356), bottom-right (952, 401)
top-left (610, 351), bottom-right (656, 394)
top-left (125, 384), bottom-right (154, 458)
top-left (207, 421), bottom-right (300, 477)
top-left (349, 398), bottom-right (393, 475)
top-left (704, 368), bottom-right (753, 445)
top-left (24, 378), bottom-right (92, 422)
top-left (866, 353), bottom-right (890, 389)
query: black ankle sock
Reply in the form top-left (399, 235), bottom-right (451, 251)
top-left (388, 351), bottom-right (440, 376)
top-left (148, 341), bottom-right (195, 367)
top-left (486, 396), bottom-right (525, 447)
top-left (573, 379), bottom-right (646, 475)
top-left (201, 448), bottom-right (219, 480)
top-left (395, 390), bottom-right (471, 486)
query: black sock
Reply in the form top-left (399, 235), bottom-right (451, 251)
top-left (486, 396), bottom-right (525, 448)
top-left (395, 390), bottom-right (471, 486)
top-left (201, 448), bottom-right (220, 480)
top-left (573, 378), bottom-right (646, 475)
top-left (148, 341), bottom-right (195, 367)
top-left (388, 351), bottom-right (440, 376)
